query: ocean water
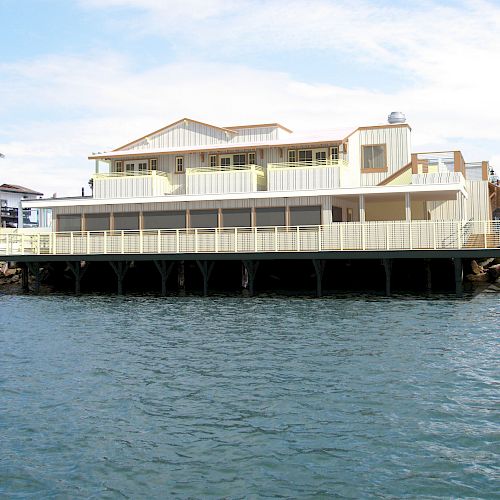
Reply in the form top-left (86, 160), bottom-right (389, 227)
top-left (0, 293), bottom-right (498, 498)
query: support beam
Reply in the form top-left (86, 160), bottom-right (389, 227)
top-left (21, 263), bottom-right (29, 293)
top-left (383, 259), bottom-right (392, 297)
top-left (424, 258), bottom-right (432, 294)
top-left (109, 261), bottom-right (130, 295)
top-left (153, 260), bottom-right (174, 296)
top-left (242, 260), bottom-right (260, 296)
top-left (27, 262), bottom-right (42, 294)
top-left (195, 260), bottom-right (215, 296)
top-left (177, 261), bottom-right (185, 294)
top-left (454, 258), bottom-right (463, 298)
top-left (312, 259), bottom-right (326, 297)
top-left (359, 194), bottom-right (366, 223)
top-left (405, 192), bottom-right (411, 222)
top-left (66, 261), bottom-right (89, 295)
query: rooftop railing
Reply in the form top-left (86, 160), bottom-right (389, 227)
top-left (267, 159), bottom-right (348, 170)
top-left (1, 220), bottom-right (498, 257)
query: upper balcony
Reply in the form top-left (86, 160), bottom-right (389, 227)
top-left (92, 170), bottom-right (174, 199)
top-left (186, 164), bottom-right (265, 195)
top-left (267, 159), bottom-right (351, 191)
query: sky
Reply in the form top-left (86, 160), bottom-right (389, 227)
top-left (1, 0), bottom-right (499, 196)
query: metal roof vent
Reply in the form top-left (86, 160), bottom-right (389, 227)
top-left (388, 111), bottom-right (406, 124)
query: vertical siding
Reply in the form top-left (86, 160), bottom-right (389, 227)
top-left (347, 126), bottom-right (411, 187)
top-left (466, 180), bottom-right (490, 220)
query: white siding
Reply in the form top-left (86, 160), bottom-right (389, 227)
top-left (466, 180), bottom-right (491, 220)
top-left (93, 174), bottom-right (172, 199)
top-left (347, 126), bottom-right (411, 187)
top-left (186, 170), bottom-right (264, 195)
top-left (268, 166), bottom-right (341, 191)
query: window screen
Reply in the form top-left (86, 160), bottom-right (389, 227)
top-left (114, 212), bottom-right (139, 230)
top-left (85, 213), bottom-right (110, 231)
top-left (362, 145), bottom-right (386, 169)
top-left (190, 209), bottom-right (218, 228)
top-left (289, 206), bottom-right (321, 226)
top-left (143, 211), bottom-right (185, 229)
top-left (255, 207), bottom-right (285, 227)
top-left (58, 214), bottom-right (81, 232)
top-left (222, 209), bottom-right (251, 228)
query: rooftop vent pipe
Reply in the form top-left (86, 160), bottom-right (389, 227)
top-left (388, 111), bottom-right (406, 124)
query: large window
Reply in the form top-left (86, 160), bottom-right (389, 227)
top-left (298, 150), bottom-right (313, 162)
top-left (255, 207), bottom-right (285, 227)
top-left (58, 214), bottom-right (81, 232)
top-left (233, 154), bottom-right (246, 166)
top-left (222, 209), bottom-right (251, 227)
top-left (138, 162), bottom-right (148, 172)
top-left (114, 212), bottom-right (139, 231)
top-left (143, 211), bottom-right (186, 229)
top-left (85, 213), bottom-right (110, 231)
top-left (190, 209), bottom-right (218, 228)
top-left (289, 206), bottom-right (321, 226)
top-left (362, 144), bottom-right (386, 170)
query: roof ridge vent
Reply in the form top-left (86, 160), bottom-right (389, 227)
top-left (388, 111), bottom-right (406, 124)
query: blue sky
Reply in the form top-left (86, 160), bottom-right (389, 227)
top-left (1, 0), bottom-right (499, 195)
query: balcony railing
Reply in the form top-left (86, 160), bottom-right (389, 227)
top-left (92, 170), bottom-right (173, 199)
top-left (1, 220), bottom-right (498, 257)
top-left (186, 164), bottom-right (265, 195)
top-left (267, 159), bottom-right (349, 191)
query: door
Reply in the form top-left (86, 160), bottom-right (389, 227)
top-left (332, 206), bottom-right (343, 222)
top-left (220, 155), bottom-right (232, 168)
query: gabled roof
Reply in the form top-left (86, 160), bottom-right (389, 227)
top-left (113, 117), bottom-right (239, 152)
top-left (0, 183), bottom-right (43, 196)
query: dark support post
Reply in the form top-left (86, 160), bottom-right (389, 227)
top-left (424, 258), bottom-right (432, 293)
top-left (154, 260), bottom-right (174, 296)
top-left (66, 261), bottom-right (88, 295)
top-left (21, 263), bottom-right (29, 293)
top-left (27, 262), bottom-right (42, 294)
top-left (242, 260), bottom-right (260, 296)
top-left (454, 257), bottom-right (463, 298)
top-left (312, 259), bottom-right (326, 297)
top-left (109, 261), bottom-right (129, 295)
top-left (383, 259), bottom-right (392, 297)
top-left (177, 261), bottom-right (185, 294)
top-left (195, 260), bottom-right (215, 296)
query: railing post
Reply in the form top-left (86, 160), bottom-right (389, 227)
top-left (484, 220), bottom-right (488, 248)
top-left (70, 232), bottom-right (74, 255)
top-left (340, 223), bottom-right (344, 251)
top-left (409, 221), bottom-right (413, 250)
top-left (121, 230), bottom-right (124, 254)
top-left (215, 227), bottom-right (218, 253)
top-left (139, 230), bottom-right (143, 254)
top-left (433, 223), bottom-right (437, 250)
top-left (234, 227), bottom-right (238, 253)
top-left (157, 229), bottom-right (161, 253)
top-left (37, 233), bottom-right (41, 255)
top-left (176, 229), bottom-right (180, 254)
top-left (386, 223), bottom-right (390, 250)
top-left (87, 231), bottom-right (91, 254)
top-left (361, 222), bottom-right (366, 251)
top-left (457, 221), bottom-right (462, 249)
top-left (254, 226), bottom-right (258, 252)
top-left (104, 231), bottom-right (107, 254)
top-left (318, 225), bottom-right (322, 251)
top-left (21, 234), bottom-right (25, 254)
top-left (274, 226), bottom-right (278, 252)
top-left (296, 226), bottom-right (300, 252)
top-left (195, 228), bottom-right (198, 253)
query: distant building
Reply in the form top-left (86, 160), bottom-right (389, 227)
top-left (0, 184), bottom-right (43, 228)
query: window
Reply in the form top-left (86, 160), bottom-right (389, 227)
top-left (298, 150), bottom-right (313, 162)
top-left (143, 211), bottom-right (186, 229)
top-left (138, 162), bottom-right (148, 172)
top-left (233, 154), bottom-right (246, 166)
top-left (255, 207), bottom-right (285, 227)
top-left (222, 209), bottom-right (251, 228)
top-left (209, 155), bottom-right (217, 167)
top-left (150, 159), bottom-right (157, 170)
top-left (248, 152), bottom-right (256, 165)
top-left (289, 206), bottom-right (321, 226)
top-left (362, 144), bottom-right (386, 170)
top-left (125, 163), bottom-right (134, 172)
top-left (85, 213), bottom-right (110, 231)
top-left (288, 150), bottom-right (296, 163)
top-left (330, 146), bottom-right (339, 160)
top-left (114, 212), bottom-right (140, 231)
top-left (190, 209), bottom-right (218, 228)
top-left (58, 214), bottom-right (81, 232)
top-left (175, 157), bottom-right (184, 173)
top-left (315, 151), bottom-right (327, 161)
top-left (115, 160), bottom-right (123, 173)
top-left (220, 157), bottom-right (231, 167)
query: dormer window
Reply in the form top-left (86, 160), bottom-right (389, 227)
top-left (362, 144), bottom-right (387, 171)
top-left (176, 157), bottom-right (184, 173)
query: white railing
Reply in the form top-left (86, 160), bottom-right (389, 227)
top-left (412, 172), bottom-right (464, 185)
top-left (186, 164), bottom-right (265, 195)
top-left (267, 159), bottom-right (348, 191)
top-left (1, 220), bottom-right (498, 257)
top-left (93, 170), bottom-right (173, 199)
